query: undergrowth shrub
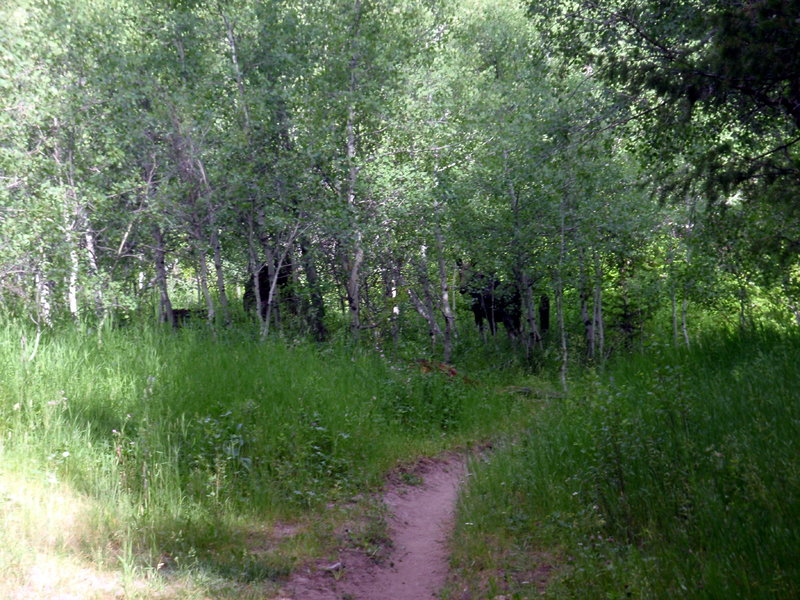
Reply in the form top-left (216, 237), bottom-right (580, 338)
top-left (382, 372), bottom-right (463, 432)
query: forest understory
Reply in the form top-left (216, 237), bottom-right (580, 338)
top-left (3, 0), bottom-right (800, 598)
top-left (1, 323), bottom-right (798, 599)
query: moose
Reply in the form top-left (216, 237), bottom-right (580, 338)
top-left (458, 262), bottom-right (522, 338)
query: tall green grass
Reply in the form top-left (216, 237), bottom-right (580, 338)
top-left (0, 320), bottom-right (520, 586)
top-left (450, 329), bottom-right (800, 599)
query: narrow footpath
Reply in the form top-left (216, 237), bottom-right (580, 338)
top-left (282, 456), bottom-right (465, 600)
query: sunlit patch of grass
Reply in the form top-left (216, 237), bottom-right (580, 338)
top-left (0, 470), bottom-right (92, 553)
top-left (0, 468), bottom-right (295, 599)
top-left (0, 318), bottom-right (525, 595)
top-left (0, 469), bottom-right (129, 599)
top-left (0, 553), bottom-right (126, 600)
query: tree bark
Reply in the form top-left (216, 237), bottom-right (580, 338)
top-left (520, 271), bottom-right (542, 359)
top-left (594, 282), bottom-right (604, 359)
top-left (578, 249), bottom-right (595, 359)
top-left (402, 265), bottom-right (444, 348)
top-left (193, 230), bottom-right (215, 323)
top-left (557, 195), bottom-right (569, 392)
top-left (682, 296), bottom-right (690, 347)
top-left (208, 227), bottom-right (226, 320)
top-left (65, 214), bottom-right (80, 319)
top-left (83, 214), bottom-right (105, 317)
top-left (220, 9), bottom-right (251, 133)
top-left (152, 225), bottom-right (174, 326)
top-left (384, 266), bottom-right (401, 347)
top-left (434, 227), bottom-right (454, 363)
top-left (34, 248), bottom-right (53, 328)
top-left (344, 98), bottom-right (364, 339)
top-left (300, 239), bottom-right (328, 341)
top-left (672, 288), bottom-right (679, 346)
top-left (343, 0), bottom-right (364, 341)
top-left (247, 208), bottom-right (266, 332)
top-left (593, 252), bottom-right (604, 359)
top-left (345, 233), bottom-right (364, 339)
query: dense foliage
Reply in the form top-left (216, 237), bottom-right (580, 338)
top-left (2, 0), bottom-right (798, 364)
top-left (1, 1), bottom-right (798, 598)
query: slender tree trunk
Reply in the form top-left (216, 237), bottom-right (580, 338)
top-left (385, 268), bottom-right (400, 347)
top-left (667, 242), bottom-right (678, 346)
top-left (209, 211), bottom-right (228, 321)
top-left (247, 209), bottom-right (266, 332)
top-left (434, 227), bottom-right (454, 363)
top-left (83, 217), bottom-right (104, 316)
top-left (520, 272), bottom-right (541, 359)
top-left (34, 249), bottom-right (53, 328)
top-left (221, 9), bottom-right (251, 133)
top-left (255, 207), bottom-right (282, 330)
top-left (344, 97), bottom-right (364, 339)
top-left (345, 235), bottom-right (364, 339)
top-left (261, 224), bottom-right (301, 339)
top-left (593, 252), bottom-right (604, 359)
top-left (578, 250), bottom-right (594, 359)
top-left (402, 265), bottom-right (444, 346)
top-left (343, 0), bottom-right (364, 341)
top-left (417, 246), bottom-right (440, 352)
top-left (152, 225), bottom-right (174, 326)
top-left (556, 277), bottom-right (567, 392)
top-left (557, 197), bottom-right (568, 392)
top-left (194, 236), bottom-right (215, 323)
top-left (672, 288), bottom-right (679, 346)
top-left (55, 136), bottom-right (81, 320)
top-left (581, 288), bottom-right (593, 358)
top-left (450, 266), bottom-right (459, 326)
top-left (406, 287), bottom-right (444, 341)
top-left (737, 278), bottom-right (748, 331)
top-left (65, 220), bottom-right (80, 319)
top-left (594, 282), bottom-right (604, 359)
top-left (301, 239), bottom-right (328, 341)
top-left (261, 247), bottom-right (277, 333)
top-left (682, 296), bottom-right (690, 347)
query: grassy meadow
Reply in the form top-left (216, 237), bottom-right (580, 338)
top-left (2, 316), bottom-right (798, 599)
top-left (446, 329), bottom-right (800, 599)
top-left (0, 319), bottom-right (525, 598)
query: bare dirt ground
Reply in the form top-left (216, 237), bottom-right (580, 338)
top-left (280, 455), bottom-right (465, 600)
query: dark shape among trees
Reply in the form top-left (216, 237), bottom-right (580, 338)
top-left (170, 308), bottom-right (208, 328)
top-left (242, 258), bottom-right (327, 341)
top-left (458, 266), bottom-right (522, 338)
top-left (243, 262), bottom-right (295, 320)
top-left (538, 294), bottom-right (550, 335)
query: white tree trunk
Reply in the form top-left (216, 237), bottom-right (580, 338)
top-left (34, 257), bottom-right (53, 328)
top-left (682, 297), bottom-right (690, 347)
top-left (434, 227), bottom-right (454, 363)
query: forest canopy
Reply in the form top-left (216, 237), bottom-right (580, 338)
top-left (1, 0), bottom-right (798, 360)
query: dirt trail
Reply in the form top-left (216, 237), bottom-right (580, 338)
top-left (283, 456), bottom-right (465, 600)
